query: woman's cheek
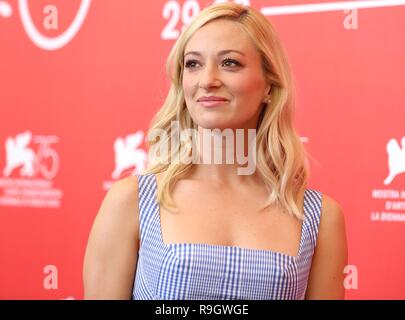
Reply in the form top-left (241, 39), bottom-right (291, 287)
top-left (182, 77), bottom-right (196, 100)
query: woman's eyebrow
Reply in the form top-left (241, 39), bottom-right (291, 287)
top-left (184, 49), bottom-right (246, 58)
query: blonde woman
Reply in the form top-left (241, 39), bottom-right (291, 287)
top-left (83, 3), bottom-right (348, 300)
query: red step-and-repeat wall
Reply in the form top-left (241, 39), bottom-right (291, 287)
top-left (1, 0), bottom-right (404, 299)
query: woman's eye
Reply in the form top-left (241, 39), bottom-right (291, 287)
top-left (184, 60), bottom-right (199, 69)
top-left (222, 58), bottom-right (240, 67)
top-left (184, 58), bottom-right (241, 69)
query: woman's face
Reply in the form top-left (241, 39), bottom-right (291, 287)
top-left (182, 19), bottom-right (270, 130)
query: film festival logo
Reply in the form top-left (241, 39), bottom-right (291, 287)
top-left (1, 0), bottom-right (401, 48)
top-left (371, 136), bottom-right (405, 223)
top-left (0, 0), bottom-right (91, 50)
top-left (160, 0), bottom-right (405, 41)
top-left (0, 131), bottom-right (63, 208)
top-left (102, 131), bottom-right (148, 190)
top-left (384, 136), bottom-right (405, 186)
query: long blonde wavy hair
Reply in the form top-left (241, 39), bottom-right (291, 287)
top-left (142, 2), bottom-right (310, 220)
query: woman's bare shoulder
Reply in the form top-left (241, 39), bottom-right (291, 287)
top-left (105, 175), bottom-right (140, 210)
top-left (102, 175), bottom-right (140, 240)
top-left (83, 175), bottom-right (140, 299)
top-left (87, 174), bottom-right (140, 251)
top-left (320, 193), bottom-right (345, 226)
top-left (96, 175), bottom-right (140, 230)
top-left (305, 192), bottom-right (348, 299)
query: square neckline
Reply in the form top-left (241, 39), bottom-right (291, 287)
top-left (150, 173), bottom-right (306, 261)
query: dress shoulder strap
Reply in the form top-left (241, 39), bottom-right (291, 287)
top-left (300, 189), bottom-right (323, 257)
top-left (136, 174), bottom-right (159, 243)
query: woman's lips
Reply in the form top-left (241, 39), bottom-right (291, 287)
top-left (198, 100), bottom-right (228, 107)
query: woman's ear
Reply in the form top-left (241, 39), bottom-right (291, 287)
top-left (262, 84), bottom-right (272, 102)
top-left (266, 85), bottom-right (272, 95)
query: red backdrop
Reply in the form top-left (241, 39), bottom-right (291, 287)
top-left (1, 0), bottom-right (404, 299)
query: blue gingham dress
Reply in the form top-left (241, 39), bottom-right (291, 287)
top-left (132, 173), bottom-right (322, 300)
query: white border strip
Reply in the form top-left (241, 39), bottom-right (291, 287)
top-left (261, 0), bottom-right (405, 16)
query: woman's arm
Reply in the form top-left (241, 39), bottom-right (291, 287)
top-left (83, 176), bottom-right (140, 299)
top-left (305, 194), bottom-right (348, 299)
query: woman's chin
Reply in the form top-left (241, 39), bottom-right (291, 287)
top-left (198, 123), bottom-right (233, 131)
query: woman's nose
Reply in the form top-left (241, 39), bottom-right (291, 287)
top-left (198, 63), bottom-right (222, 89)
